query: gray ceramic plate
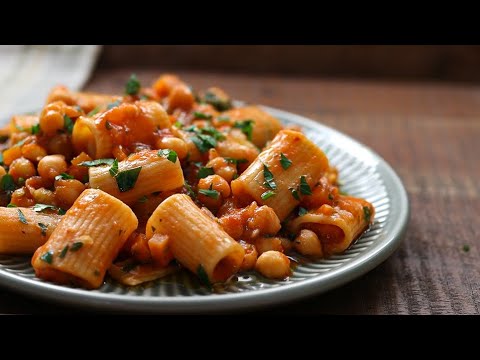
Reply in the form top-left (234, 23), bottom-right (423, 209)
top-left (0, 106), bottom-right (409, 313)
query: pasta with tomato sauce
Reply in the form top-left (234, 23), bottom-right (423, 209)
top-left (0, 73), bottom-right (375, 289)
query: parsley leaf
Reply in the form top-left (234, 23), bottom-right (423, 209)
top-left (299, 176), bottom-right (312, 195)
top-left (280, 153), bottom-right (292, 170)
top-left (261, 190), bottom-right (275, 200)
top-left (109, 159), bottom-right (119, 177)
top-left (298, 207), bottom-right (308, 216)
top-left (263, 164), bottom-right (277, 190)
top-left (463, 244), bottom-right (470, 252)
top-left (59, 245), bottom-right (69, 259)
top-left (203, 91), bottom-right (232, 111)
top-left (125, 73), bottom-right (141, 96)
top-left (64, 115), bottom-right (74, 134)
top-left (55, 173), bottom-right (74, 181)
top-left (58, 208), bottom-right (66, 215)
top-left (79, 158), bottom-right (115, 167)
top-left (197, 264), bottom-right (211, 288)
top-left (38, 223), bottom-right (47, 236)
top-left (158, 149), bottom-right (178, 164)
top-left (31, 123), bottom-right (41, 135)
top-left (0, 152), bottom-right (3, 165)
top-left (289, 187), bottom-right (300, 201)
top-left (18, 209), bottom-right (28, 224)
top-left (328, 193), bottom-right (334, 200)
top-left (115, 167), bottom-right (142, 192)
top-left (70, 242), bottom-right (83, 251)
top-left (197, 167), bottom-right (214, 179)
top-left (198, 188), bottom-right (219, 200)
top-left (40, 251), bottom-right (53, 264)
top-left (87, 107), bottom-right (100, 117)
top-left (233, 120), bottom-right (254, 141)
top-left (191, 134), bottom-right (217, 153)
top-left (193, 111), bottom-right (212, 120)
top-left (363, 206), bottom-right (371, 223)
top-left (224, 157), bottom-right (248, 165)
top-left (6, 204), bottom-right (17, 208)
top-left (1, 174), bottom-right (15, 192)
top-left (184, 182), bottom-right (196, 199)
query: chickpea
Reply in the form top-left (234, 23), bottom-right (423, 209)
top-left (40, 102), bottom-right (65, 136)
top-left (37, 155), bottom-right (68, 182)
top-left (153, 74), bottom-right (182, 98)
top-left (255, 251), bottom-right (291, 279)
top-left (167, 84), bottom-right (194, 112)
top-left (247, 205), bottom-right (281, 237)
top-left (9, 157), bottom-right (36, 182)
top-left (32, 188), bottom-right (56, 206)
top-left (10, 187), bottom-right (35, 207)
top-left (198, 175), bottom-right (231, 198)
top-left (2, 146), bottom-right (22, 166)
top-left (206, 157), bottom-right (236, 183)
top-left (21, 143), bottom-right (47, 163)
top-left (156, 136), bottom-right (188, 160)
top-left (54, 179), bottom-right (85, 209)
top-left (255, 236), bottom-right (284, 255)
top-left (294, 229), bottom-right (323, 258)
top-left (47, 134), bottom-right (74, 161)
top-left (240, 241), bottom-right (258, 271)
top-left (279, 236), bottom-right (294, 252)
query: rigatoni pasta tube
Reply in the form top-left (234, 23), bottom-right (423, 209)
top-left (287, 195), bottom-right (375, 255)
top-left (89, 150), bottom-right (184, 205)
top-left (146, 194), bottom-right (245, 283)
top-left (0, 208), bottom-right (61, 254)
top-left (231, 130), bottom-right (329, 221)
top-left (32, 189), bottom-right (138, 289)
top-left (221, 106), bottom-right (283, 148)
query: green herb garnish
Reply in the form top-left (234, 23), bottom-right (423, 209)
top-left (79, 158), bottom-right (115, 167)
top-left (105, 121), bottom-right (113, 130)
top-left (58, 208), bottom-right (66, 215)
top-left (59, 245), bottom-right (69, 259)
top-left (107, 100), bottom-right (121, 110)
top-left (299, 176), bottom-right (312, 195)
top-left (6, 203), bottom-right (17, 208)
top-left (198, 188), bottom-right (220, 200)
top-left (115, 167), bottom-right (142, 193)
top-left (197, 167), bottom-right (214, 179)
top-left (0, 152), bottom-right (3, 165)
top-left (280, 153), bottom-right (292, 170)
top-left (298, 207), bottom-right (308, 216)
top-left (193, 111), bottom-right (212, 120)
top-left (191, 134), bottom-right (217, 153)
top-left (363, 206), bottom-right (371, 223)
top-left (40, 251), bottom-right (53, 264)
top-left (109, 159), bottom-right (119, 177)
top-left (125, 73), bottom-right (141, 96)
top-left (38, 223), bottom-right (47, 236)
top-left (173, 121), bottom-right (183, 129)
top-left (158, 149), bottom-right (178, 164)
top-left (328, 193), bottom-right (334, 200)
top-left (184, 182), bottom-right (196, 199)
top-left (261, 190), bottom-right (275, 200)
top-left (32, 203), bottom-right (57, 213)
top-left (224, 157), bottom-right (248, 165)
top-left (55, 173), bottom-right (74, 181)
top-left (1, 174), bottom-right (15, 192)
top-left (263, 164), bottom-right (277, 190)
top-left (463, 244), bottom-right (470, 252)
top-left (31, 123), bottom-right (41, 135)
top-left (64, 115), bottom-right (74, 134)
top-left (87, 107), bottom-right (100, 117)
top-left (70, 242), bottom-right (84, 252)
top-left (233, 120), bottom-right (254, 141)
top-left (289, 187), bottom-right (300, 201)
top-left (204, 91), bottom-right (232, 111)
top-left (17, 209), bottom-right (27, 224)
top-left (217, 115), bottom-right (230, 122)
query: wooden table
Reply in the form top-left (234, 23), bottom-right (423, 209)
top-left (1, 69), bottom-right (478, 314)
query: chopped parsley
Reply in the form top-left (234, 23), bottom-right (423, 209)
top-left (233, 120), bottom-right (254, 141)
top-left (17, 209), bottom-right (28, 224)
top-left (79, 158), bottom-right (115, 167)
top-left (125, 73), bottom-right (141, 96)
top-left (115, 167), bottom-right (142, 192)
top-left (463, 244), bottom-right (470, 252)
top-left (107, 100), bottom-right (121, 110)
top-left (193, 111), bottom-right (212, 120)
top-left (87, 107), bottom-right (100, 117)
top-left (298, 207), bottom-right (308, 216)
top-left (191, 134), bottom-right (217, 153)
top-left (0, 152), bottom-right (3, 165)
top-left (184, 182), bottom-right (196, 199)
top-left (173, 121), bottom-right (183, 129)
top-left (261, 190), bottom-right (275, 200)
top-left (40, 251), bottom-right (53, 264)
top-left (70, 242), bottom-right (84, 252)
top-left (1, 174), bottom-right (15, 192)
top-left (328, 193), bottom-right (334, 200)
top-left (59, 245), bottom-right (69, 259)
top-left (31, 123), bottom-right (41, 135)
top-left (203, 91), bottom-right (232, 111)
top-left (263, 164), bottom-right (277, 190)
top-left (198, 188), bottom-right (220, 200)
top-left (58, 208), bottom-right (66, 215)
top-left (280, 153), bottom-right (292, 170)
top-left (197, 264), bottom-right (211, 288)
top-left (158, 149), bottom-right (178, 164)
top-left (109, 159), bottom-right (119, 177)
top-left (299, 176), bottom-right (312, 195)
top-left (6, 204), bottom-right (17, 208)
top-left (32, 203), bottom-right (57, 213)
top-left (38, 223), bottom-right (47, 236)
top-left (64, 115), bottom-right (74, 134)
top-left (224, 157), bottom-right (248, 165)
top-left (363, 206), bottom-right (371, 223)
top-left (55, 173), bottom-right (74, 181)
top-left (197, 167), bottom-right (214, 179)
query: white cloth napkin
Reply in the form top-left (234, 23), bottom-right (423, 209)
top-left (0, 45), bottom-right (101, 126)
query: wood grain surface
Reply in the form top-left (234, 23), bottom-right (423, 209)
top-left (1, 69), bottom-right (478, 314)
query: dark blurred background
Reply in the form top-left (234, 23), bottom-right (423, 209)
top-left (98, 45), bottom-right (480, 83)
